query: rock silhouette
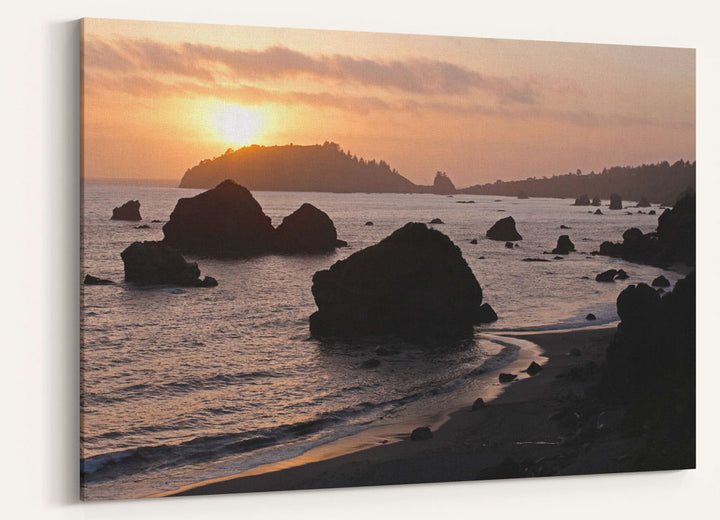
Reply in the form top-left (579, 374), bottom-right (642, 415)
top-left (573, 194), bottom-right (591, 206)
top-left (275, 203), bottom-right (347, 253)
top-left (598, 194), bottom-right (695, 268)
top-left (609, 193), bottom-right (623, 210)
top-left (477, 303), bottom-right (498, 323)
top-left (83, 274), bottom-right (114, 285)
top-left (163, 180), bottom-right (275, 256)
top-left (163, 180), bottom-right (346, 256)
top-left (486, 216), bottom-right (522, 241)
top-left (652, 275), bottom-right (671, 287)
top-left (432, 171), bottom-right (456, 195)
top-left (596, 269), bottom-right (618, 282)
top-left (120, 241), bottom-right (218, 287)
top-left (309, 223), bottom-right (484, 339)
top-left (591, 195), bottom-right (602, 206)
top-left (111, 200), bottom-right (141, 221)
top-left (552, 235), bottom-right (575, 255)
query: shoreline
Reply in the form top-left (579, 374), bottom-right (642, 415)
top-left (160, 325), bottom-right (623, 498)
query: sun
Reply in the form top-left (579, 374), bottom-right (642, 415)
top-left (211, 104), bottom-right (264, 145)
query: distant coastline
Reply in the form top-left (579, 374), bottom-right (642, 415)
top-left (176, 143), bottom-right (694, 204)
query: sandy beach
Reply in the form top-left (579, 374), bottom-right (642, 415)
top-left (164, 325), bottom-right (649, 498)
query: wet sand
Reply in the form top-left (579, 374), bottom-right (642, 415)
top-left (164, 326), bottom-right (645, 498)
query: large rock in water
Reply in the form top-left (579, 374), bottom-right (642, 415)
top-left (591, 195), bottom-right (602, 206)
top-left (597, 194), bottom-right (695, 268)
top-left (573, 194), bottom-right (590, 206)
top-left (486, 216), bottom-right (522, 241)
top-left (609, 193), bottom-right (623, 210)
top-left (552, 235), bottom-right (575, 255)
top-left (637, 196), bottom-right (651, 208)
top-left (111, 200), bottom-right (141, 221)
top-left (275, 203), bottom-right (347, 253)
top-left (121, 241), bottom-right (218, 287)
top-left (162, 180), bottom-right (276, 256)
top-left (309, 223), bottom-right (484, 339)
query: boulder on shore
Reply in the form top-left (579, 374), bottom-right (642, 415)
top-left (652, 275), bottom-right (671, 287)
top-left (309, 223), bottom-right (485, 339)
top-left (120, 241), bottom-right (218, 287)
top-left (486, 216), bottom-right (522, 241)
top-left (552, 235), bottom-right (575, 255)
top-left (111, 200), bottom-right (141, 221)
top-left (609, 193), bottom-right (623, 210)
top-left (573, 194), bottom-right (591, 206)
top-left (275, 203), bottom-right (347, 253)
top-left (410, 426), bottom-right (433, 441)
top-left (163, 180), bottom-right (276, 256)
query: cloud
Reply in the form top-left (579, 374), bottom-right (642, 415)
top-left (84, 71), bottom-right (691, 129)
top-left (84, 35), bottom-right (537, 102)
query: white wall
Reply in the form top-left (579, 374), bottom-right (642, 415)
top-left (2, 1), bottom-right (718, 519)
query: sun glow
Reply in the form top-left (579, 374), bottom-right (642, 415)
top-left (211, 104), bottom-right (265, 145)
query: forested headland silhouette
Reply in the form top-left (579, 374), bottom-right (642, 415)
top-left (180, 142), bottom-right (419, 193)
top-left (180, 142), bottom-right (694, 203)
top-left (459, 160), bottom-right (695, 204)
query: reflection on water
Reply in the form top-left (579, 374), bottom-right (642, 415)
top-left (81, 181), bottom-right (681, 499)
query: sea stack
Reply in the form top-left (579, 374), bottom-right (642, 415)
top-left (309, 223), bottom-right (485, 339)
top-left (275, 203), bottom-right (347, 253)
top-left (162, 179), bottom-right (276, 256)
top-left (551, 235), bottom-right (575, 255)
top-left (432, 171), bottom-right (456, 195)
top-left (486, 216), bottom-right (522, 241)
top-left (111, 200), bottom-right (142, 221)
top-left (609, 193), bottom-right (623, 210)
top-left (573, 194), bottom-right (590, 206)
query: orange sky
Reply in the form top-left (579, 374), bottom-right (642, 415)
top-left (81, 18), bottom-right (695, 188)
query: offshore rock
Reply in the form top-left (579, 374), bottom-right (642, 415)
top-left (83, 274), bottom-right (114, 285)
top-left (309, 223), bottom-right (484, 339)
top-left (573, 194), bottom-right (591, 206)
top-left (597, 194), bottom-right (695, 268)
top-left (609, 193), bottom-right (623, 210)
top-left (477, 303), bottom-right (498, 323)
top-left (596, 269), bottom-right (618, 282)
top-left (487, 216), bottom-right (522, 241)
top-left (275, 203), bottom-right (347, 253)
top-left (111, 200), bottom-right (141, 221)
top-left (120, 241), bottom-right (218, 287)
top-left (552, 235), bottom-right (575, 255)
top-left (163, 180), bottom-right (276, 256)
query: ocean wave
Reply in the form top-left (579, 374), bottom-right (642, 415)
top-left (86, 370), bottom-right (280, 405)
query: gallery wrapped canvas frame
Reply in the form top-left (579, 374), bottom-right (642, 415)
top-left (80, 17), bottom-right (695, 501)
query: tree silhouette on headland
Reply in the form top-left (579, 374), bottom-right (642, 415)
top-left (460, 160), bottom-right (695, 204)
top-left (179, 142), bottom-right (418, 193)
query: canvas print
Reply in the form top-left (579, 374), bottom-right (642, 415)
top-left (80, 18), bottom-right (696, 500)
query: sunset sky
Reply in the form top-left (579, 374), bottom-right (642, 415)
top-left (81, 18), bottom-right (695, 188)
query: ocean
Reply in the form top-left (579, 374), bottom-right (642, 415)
top-left (80, 180), bottom-right (680, 500)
